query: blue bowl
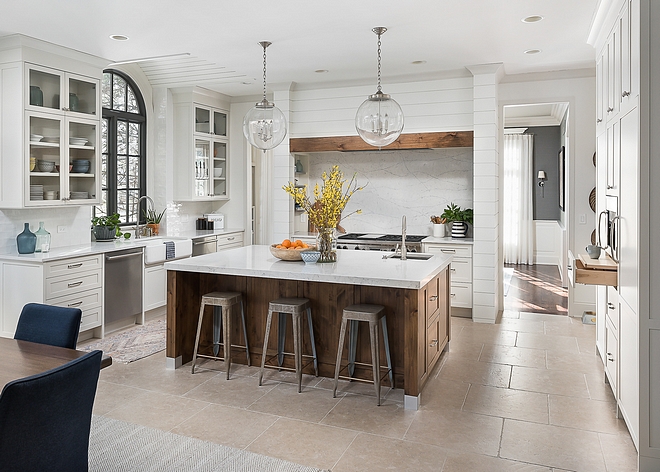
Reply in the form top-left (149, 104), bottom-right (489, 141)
top-left (301, 250), bottom-right (320, 264)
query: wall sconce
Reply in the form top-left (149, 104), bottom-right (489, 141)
top-left (537, 170), bottom-right (547, 197)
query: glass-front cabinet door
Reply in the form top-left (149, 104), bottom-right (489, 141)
top-left (194, 104), bottom-right (227, 137)
top-left (28, 113), bottom-right (63, 205)
top-left (26, 64), bottom-right (98, 118)
top-left (194, 138), bottom-right (211, 198)
top-left (67, 119), bottom-right (98, 203)
top-left (212, 141), bottom-right (227, 198)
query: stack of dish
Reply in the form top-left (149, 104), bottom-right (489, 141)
top-left (69, 137), bottom-right (88, 146)
top-left (43, 190), bottom-right (58, 200)
top-left (71, 159), bottom-right (90, 173)
top-left (30, 134), bottom-right (43, 142)
top-left (41, 136), bottom-right (60, 143)
top-left (37, 160), bottom-right (55, 172)
top-left (70, 191), bottom-right (89, 200)
top-left (30, 184), bottom-right (43, 200)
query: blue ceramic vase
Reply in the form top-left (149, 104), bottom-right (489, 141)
top-left (17, 223), bottom-right (37, 254)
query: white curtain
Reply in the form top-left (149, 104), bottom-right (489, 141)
top-left (503, 134), bottom-right (535, 264)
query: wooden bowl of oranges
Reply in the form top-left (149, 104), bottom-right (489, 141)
top-left (270, 239), bottom-right (313, 261)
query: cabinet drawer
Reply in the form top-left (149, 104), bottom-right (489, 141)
top-left (45, 270), bottom-right (101, 300)
top-left (44, 255), bottom-right (102, 278)
top-left (449, 257), bottom-right (472, 282)
top-left (425, 276), bottom-right (440, 325)
top-left (79, 306), bottom-right (102, 332)
top-left (606, 286), bottom-right (619, 334)
top-left (450, 283), bottom-right (472, 308)
top-left (605, 317), bottom-right (618, 394)
top-left (427, 319), bottom-right (441, 370)
top-left (425, 244), bottom-right (472, 258)
top-left (217, 233), bottom-right (243, 249)
top-left (47, 287), bottom-right (102, 312)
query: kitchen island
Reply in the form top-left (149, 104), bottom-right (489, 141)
top-left (165, 245), bottom-right (452, 409)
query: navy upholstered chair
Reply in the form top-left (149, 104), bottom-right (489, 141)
top-left (14, 303), bottom-right (82, 349)
top-left (0, 349), bottom-right (102, 472)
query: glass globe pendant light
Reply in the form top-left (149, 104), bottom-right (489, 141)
top-left (243, 41), bottom-right (287, 150)
top-left (355, 27), bottom-right (404, 147)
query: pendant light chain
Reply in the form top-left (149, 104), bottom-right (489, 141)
top-left (262, 44), bottom-right (268, 101)
top-left (376, 32), bottom-right (382, 93)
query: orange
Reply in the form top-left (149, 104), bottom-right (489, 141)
top-left (281, 239), bottom-right (292, 248)
top-left (294, 239), bottom-right (304, 247)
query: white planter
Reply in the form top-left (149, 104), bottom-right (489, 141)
top-left (432, 224), bottom-right (445, 238)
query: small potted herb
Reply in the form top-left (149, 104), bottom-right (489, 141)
top-left (143, 208), bottom-right (166, 236)
top-left (91, 213), bottom-right (121, 241)
top-left (440, 202), bottom-right (473, 238)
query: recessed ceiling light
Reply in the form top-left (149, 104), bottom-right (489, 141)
top-left (411, 60), bottom-right (427, 65)
top-left (524, 49), bottom-right (542, 55)
top-left (109, 34), bottom-right (129, 41)
top-left (315, 69), bottom-right (328, 73)
top-left (522, 15), bottom-right (544, 23)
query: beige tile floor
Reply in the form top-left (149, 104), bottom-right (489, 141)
top-left (91, 311), bottom-right (638, 472)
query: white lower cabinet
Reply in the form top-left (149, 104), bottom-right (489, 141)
top-left (217, 232), bottom-right (243, 251)
top-left (0, 254), bottom-right (103, 339)
top-left (618, 298), bottom-right (639, 445)
top-left (422, 241), bottom-right (473, 313)
top-left (143, 264), bottom-right (167, 312)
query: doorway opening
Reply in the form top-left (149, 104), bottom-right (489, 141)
top-left (502, 102), bottom-right (569, 315)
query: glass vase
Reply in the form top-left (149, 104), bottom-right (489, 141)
top-left (35, 221), bottom-right (51, 253)
top-left (315, 227), bottom-right (337, 263)
top-left (16, 223), bottom-right (37, 254)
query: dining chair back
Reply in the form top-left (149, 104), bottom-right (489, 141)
top-left (14, 303), bottom-right (82, 349)
top-left (0, 349), bottom-right (102, 472)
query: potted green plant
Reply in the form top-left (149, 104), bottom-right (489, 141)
top-left (440, 202), bottom-right (473, 238)
top-left (91, 213), bottom-right (121, 241)
top-left (143, 208), bottom-right (166, 236)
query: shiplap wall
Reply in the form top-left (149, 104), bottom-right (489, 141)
top-left (270, 76), bottom-right (476, 242)
top-left (289, 77), bottom-right (474, 137)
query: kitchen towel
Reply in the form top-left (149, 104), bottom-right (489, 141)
top-left (164, 241), bottom-right (175, 260)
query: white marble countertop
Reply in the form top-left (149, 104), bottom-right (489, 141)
top-left (0, 228), bottom-right (245, 263)
top-left (164, 245), bottom-right (452, 290)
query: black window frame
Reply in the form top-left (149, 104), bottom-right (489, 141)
top-left (96, 69), bottom-right (147, 226)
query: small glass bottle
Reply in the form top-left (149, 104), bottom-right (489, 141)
top-left (34, 221), bottom-right (51, 253)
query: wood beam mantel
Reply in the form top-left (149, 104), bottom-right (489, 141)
top-left (289, 131), bottom-right (473, 153)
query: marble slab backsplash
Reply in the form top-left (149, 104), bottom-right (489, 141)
top-left (0, 206), bottom-right (93, 253)
top-left (307, 148), bottom-right (473, 236)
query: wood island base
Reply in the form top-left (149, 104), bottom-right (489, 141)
top-left (166, 267), bottom-right (450, 409)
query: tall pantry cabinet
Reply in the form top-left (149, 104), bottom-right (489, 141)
top-left (593, 1), bottom-right (660, 469)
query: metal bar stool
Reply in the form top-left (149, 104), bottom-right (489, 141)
top-left (191, 291), bottom-right (250, 379)
top-left (333, 304), bottom-right (393, 406)
top-left (259, 298), bottom-right (318, 393)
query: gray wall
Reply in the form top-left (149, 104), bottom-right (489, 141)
top-left (525, 126), bottom-right (561, 220)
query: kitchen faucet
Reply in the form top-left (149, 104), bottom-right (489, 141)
top-left (135, 195), bottom-right (154, 239)
top-left (401, 215), bottom-right (407, 261)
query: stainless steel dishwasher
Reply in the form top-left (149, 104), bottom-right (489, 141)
top-left (104, 248), bottom-right (143, 325)
top-left (192, 236), bottom-right (217, 256)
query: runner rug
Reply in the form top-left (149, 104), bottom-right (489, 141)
top-left (89, 416), bottom-right (329, 472)
top-left (80, 319), bottom-right (166, 364)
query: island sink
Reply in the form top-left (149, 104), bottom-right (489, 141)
top-left (384, 253), bottom-right (434, 260)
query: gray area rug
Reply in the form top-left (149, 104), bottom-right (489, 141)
top-left (80, 319), bottom-right (166, 363)
top-left (89, 416), bottom-right (329, 472)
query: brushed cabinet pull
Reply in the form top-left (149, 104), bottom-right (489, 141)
top-left (441, 249), bottom-right (455, 254)
top-left (607, 107), bottom-right (614, 113)
top-left (68, 281), bottom-right (83, 288)
top-left (450, 293), bottom-right (456, 297)
top-left (68, 301), bottom-right (83, 307)
top-left (622, 91), bottom-right (630, 97)
top-left (227, 237), bottom-right (235, 240)
top-left (429, 295), bottom-right (438, 301)
top-left (597, 119), bottom-right (603, 123)
top-left (450, 268), bottom-right (456, 272)
top-left (68, 263), bottom-right (83, 269)
top-left (429, 339), bottom-right (438, 347)
top-left (608, 302), bottom-right (615, 309)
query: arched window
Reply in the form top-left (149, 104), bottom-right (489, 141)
top-left (94, 70), bottom-right (146, 225)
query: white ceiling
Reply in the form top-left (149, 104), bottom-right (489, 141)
top-left (0, 0), bottom-right (599, 97)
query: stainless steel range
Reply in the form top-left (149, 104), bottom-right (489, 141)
top-left (337, 233), bottom-right (425, 252)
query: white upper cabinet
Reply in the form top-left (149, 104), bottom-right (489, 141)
top-left (173, 89), bottom-right (230, 202)
top-left (0, 38), bottom-right (103, 209)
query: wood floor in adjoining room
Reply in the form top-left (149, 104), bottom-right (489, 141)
top-left (504, 263), bottom-right (568, 315)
